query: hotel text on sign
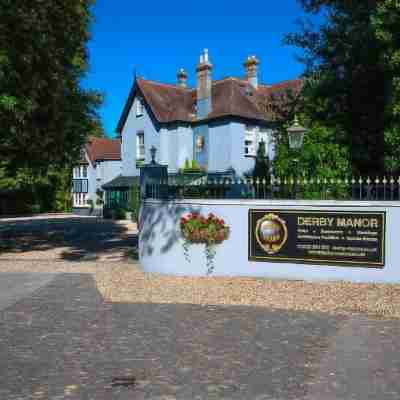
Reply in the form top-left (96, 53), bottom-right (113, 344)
top-left (248, 210), bottom-right (386, 268)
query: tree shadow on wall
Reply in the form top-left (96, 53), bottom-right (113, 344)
top-left (139, 202), bottom-right (200, 259)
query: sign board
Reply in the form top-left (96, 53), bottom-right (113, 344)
top-left (249, 209), bottom-right (385, 268)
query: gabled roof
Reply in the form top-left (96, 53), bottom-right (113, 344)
top-left (116, 76), bottom-right (302, 133)
top-left (85, 136), bottom-right (121, 164)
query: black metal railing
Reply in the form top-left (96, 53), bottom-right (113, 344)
top-left (144, 176), bottom-right (400, 201)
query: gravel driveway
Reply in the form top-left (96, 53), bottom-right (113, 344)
top-left (0, 214), bottom-right (137, 262)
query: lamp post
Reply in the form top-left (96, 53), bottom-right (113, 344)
top-left (287, 116), bottom-right (307, 199)
top-left (150, 145), bottom-right (157, 164)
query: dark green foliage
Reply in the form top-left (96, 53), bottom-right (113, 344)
top-left (128, 185), bottom-right (140, 222)
top-left (114, 208), bottom-right (126, 220)
top-left (0, 161), bottom-right (73, 213)
top-left (252, 140), bottom-right (270, 182)
top-left (284, 0), bottom-right (400, 175)
top-left (0, 0), bottom-right (104, 212)
top-left (0, 0), bottom-right (103, 171)
top-left (86, 199), bottom-right (94, 215)
top-left (96, 190), bottom-right (104, 206)
top-left (179, 159), bottom-right (203, 174)
top-left (274, 119), bottom-right (350, 178)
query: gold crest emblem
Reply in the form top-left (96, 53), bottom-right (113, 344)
top-left (255, 213), bottom-right (288, 254)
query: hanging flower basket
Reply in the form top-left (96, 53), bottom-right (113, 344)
top-left (180, 212), bottom-right (230, 275)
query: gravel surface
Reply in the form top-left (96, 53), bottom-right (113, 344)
top-left (1, 260), bottom-right (400, 318)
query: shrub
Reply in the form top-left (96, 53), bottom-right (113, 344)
top-left (96, 189), bottom-right (104, 206)
top-left (128, 185), bottom-right (140, 222)
top-left (114, 207), bottom-right (126, 220)
top-left (179, 159), bottom-right (204, 174)
top-left (86, 199), bottom-right (94, 214)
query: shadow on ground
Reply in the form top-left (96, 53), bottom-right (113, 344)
top-left (2, 272), bottom-right (400, 399)
top-left (0, 272), bottom-right (344, 400)
top-left (0, 217), bottom-right (138, 261)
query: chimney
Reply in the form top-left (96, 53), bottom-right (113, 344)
top-left (244, 55), bottom-right (259, 89)
top-left (196, 49), bottom-right (212, 118)
top-left (177, 68), bottom-right (188, 88)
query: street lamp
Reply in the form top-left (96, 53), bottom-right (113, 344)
top-left (150, 146), bottom-right (157, 164)
top-left (287, 116), bottom-right (307, 198)
top-left (287, 115), bottom-right (307, 150)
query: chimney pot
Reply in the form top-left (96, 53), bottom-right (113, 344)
top-left (177, 68), bottom-right (188, 88)
top-left (244, 55), bottom-right (260, 89)
top-left (196, 49), bottom-right (213, 118)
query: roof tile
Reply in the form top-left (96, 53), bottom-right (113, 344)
top-left (85, 136), bottom-right (121, 164)
top-left (117, 76), bottom-right (302, 132)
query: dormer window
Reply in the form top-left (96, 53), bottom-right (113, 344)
top-left (136, 99), bottom-right (144, 117)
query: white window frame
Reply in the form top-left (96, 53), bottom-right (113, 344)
top-left (136, 99), bottom-right (144, 117)
top-left (73, 165), bottom-right (88, 178)
top-left (136, 131), bottom-right (145, 161)
top-left (244, 125), bottom-right (256, 157)
top-left (73, 193), bottom-right (88, 207)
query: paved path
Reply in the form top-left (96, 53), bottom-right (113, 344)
top-left (0, 271), bottom-right (400, 399)
top-left (0, 272), bottom-right (56, 311)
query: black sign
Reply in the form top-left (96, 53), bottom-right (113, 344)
top-left (249, 209), bottom-right (385, 268)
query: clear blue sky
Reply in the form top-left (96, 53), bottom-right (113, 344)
top-left (81, 0), bottom-right (322, 138)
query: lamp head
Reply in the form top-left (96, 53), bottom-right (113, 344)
top-left (287, 116), bottom-right (307, 150)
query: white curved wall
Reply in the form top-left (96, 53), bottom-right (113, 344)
top-left (139, 199), bottom-right (400, 283)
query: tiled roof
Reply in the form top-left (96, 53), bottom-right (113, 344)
top-left (116, 76), bottom-right (302, 133)
top-left (85, 136), bottom-right (121, 164)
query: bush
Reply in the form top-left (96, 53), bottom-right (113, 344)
top-left (31, 203), bottom-right (41, 214)
top-left (96, 189), bottom-right (104, 206)
top-left (114, 207), bottom-right (126, 220)
top-left (86, 199), bottom-right (94, 214)
top-left (179, 158), bottom-right (204, 174)
top-left (128, 185), bottom-right (140, 222)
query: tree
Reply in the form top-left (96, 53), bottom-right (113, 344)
top-left (252, 140), bottom-right (270, 183)
top-left (273, 119), bottom-right (350, 179)
top-left (0, 0), bottom-right (103, 176)
top-left (284, 0), bottom-right (398, 175)
top-left (371, 1), bottom-right (400, 174)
